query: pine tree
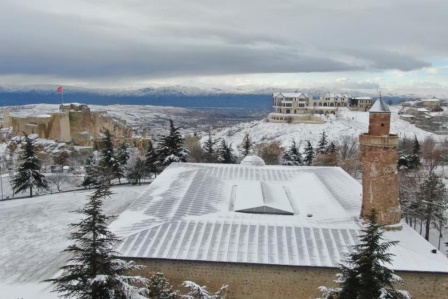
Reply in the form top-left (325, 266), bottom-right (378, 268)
top-left (157, 120), bottom-right (188, 166)
top-left (181, 281), bottom-right (227, 299)
top-left (145, 142), bottom-right (159, 178)
top-left (126, 157), bottom-right (146, 185)
top-left (319, 210), bottom-right (410, 299)
top-left (202, 132), bottom-right (218, 163)
top-left (45, 185), bottom-right (148, 299)
top-left (82, 155), bottom-right (99, 189)
top-left (317, 131), bottom-right (328, 155)
top-left (12, 134), bottom-right (49, 198)
top-left (147, 273), bottom-right (177, 299)
top-left (217, 139), bottom-right (237, 164)
top-left (98, 130), bottom-right (121, 185)
top-left (303, 141), bottom-right (315, 166)
top-left (412, 135), bottom-right (421, 156)
top-left (115, 142), bottom-right (130, 184)
top-left (238, 133), bottom-right (253, 159)
top-left (282, 140), bottom-right (303, 166)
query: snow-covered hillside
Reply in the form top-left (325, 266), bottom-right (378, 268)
top-left (205, 106), bottom-right (446, 149)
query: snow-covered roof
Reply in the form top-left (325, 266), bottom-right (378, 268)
top-left (370, 98), bottom-right (390, 113)
top-left (240, 155), bottom-right (265, 166)
top-left (353, 97), bottom-right (373, 100)
top-left (110, 163), bottom-right (448, 272)
top-left (273, 92), bottom-right (309, 98)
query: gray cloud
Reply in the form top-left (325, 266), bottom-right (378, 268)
top-left (0, 0), bottom-right (446, 83)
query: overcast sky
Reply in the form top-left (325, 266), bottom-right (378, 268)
top-left (1, 0), bottom-right (447, 93)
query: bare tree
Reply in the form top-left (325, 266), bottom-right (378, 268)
top-left (47, 173), bottom-right (69, 192)
top-left (337, 135), bottom-right (361, 178)
top-left (422, 136), bottom-right (443, 174)
top-left (255, 141), bottom-right (285, 165)
top-left (185, 134), bottom-right (203, 163)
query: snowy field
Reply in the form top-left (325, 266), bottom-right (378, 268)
top-left (0, 184), bottom-right (148, 299)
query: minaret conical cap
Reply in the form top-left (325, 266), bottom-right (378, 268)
top-left (369, 97), bottom-right (390, 113)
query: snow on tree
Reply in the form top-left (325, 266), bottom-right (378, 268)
top-left (282, 140), bottom-right (303, 166)
top-left (181, 281), bottom-right (227, 299)
top-left (44, 184), bottom-right (148, 299)
top-left (202, 132), bottom-right (218, 163)
top-left (316, 131), bottom-right (328, 155)
top-left (319, 210), bottom-right (410, 299)
top-left (127, 157), bottom-right (146, 185)
top-left (217, 139), bottom-right (237, 164)
top-left (12, 134), bottom-right (49, 198)
top-left (238, 133), bottom-right (253, 159)
top-left (419, 173), bottom-right (447, 241)
top-left (145, 142), bottom-right (159, 178)
top-left (82, 154), bottom-right (100, 189)
top-left (157, 120), bottom-right (188, 166)
top-left (115, 142), bottom-right (130, 184)
top-left (147, 273), bottom-right (177, 299)
top-left (303, 141), bottom-right (315, 166)
top-left (96, 130), bottom-right (122, 185)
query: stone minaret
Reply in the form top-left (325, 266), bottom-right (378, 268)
top-left (359, 97), bottom-right (400, 226)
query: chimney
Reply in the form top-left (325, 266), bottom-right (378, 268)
top-left (359, 97), bottom-right (401, 227)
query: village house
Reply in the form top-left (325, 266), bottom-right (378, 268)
top-left (110, 98), bottom-right (448, 298)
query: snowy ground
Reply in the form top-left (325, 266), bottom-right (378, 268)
top-left (0, 184), bottom-right (148, 299)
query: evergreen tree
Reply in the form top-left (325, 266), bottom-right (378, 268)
top-left (412, 135), bottom-right (421, 156)
top-left (12, 134), bottom-right (49, 198)
top-left (282, 140), bottom-right (303, 166)
top-left (82, 155), bottom-right (99, 189)
top-left (217, 139), bottom-right (237, 164)
top-left (147, 273), bottom-right (177, 299)
top-left (202, 132), bottom-right (218, 163)
top-left (319, 210), bottom-right (410, 299)
top-left (238, 133), bottom-right (253, 159)
top-left (145, 142), bottom-right (159, 178)
top-left (157, 120), bottom-right (188, 166)
top-left (115, 142), bottom-right (130, 184)
top-left (303, 141), bottom-right (315, 166)
top-left (98, 130), bottom-right (121, 185)
top-left (45, 185), bottom-right (148, 299)
top-left (126, 157), bottom-right (146, 185)
top-left (317, 131), bottom-right (328, 155)
top-left (181, 281), bottom-right (227, 299)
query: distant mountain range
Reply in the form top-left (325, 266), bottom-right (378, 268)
top-left (0, 84), bottom-right (429, 108)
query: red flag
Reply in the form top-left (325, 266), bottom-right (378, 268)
top-left (57, 86), bottom-right (63, 93)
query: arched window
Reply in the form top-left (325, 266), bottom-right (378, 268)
top-left (285, 109), bottom-right (290, 114)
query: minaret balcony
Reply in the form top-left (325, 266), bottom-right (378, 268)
top-left (359, 133), bottom-right (398, 148)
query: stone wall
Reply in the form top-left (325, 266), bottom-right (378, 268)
top-left (130, 258), bottom-right (448, 299)
top-left (9, 104), bottom-right (136, 147)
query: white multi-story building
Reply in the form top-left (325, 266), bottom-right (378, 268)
top-left (272, 92), bottom-right (312, 114)
top-left (312, 92), bottom-right (350, 107)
